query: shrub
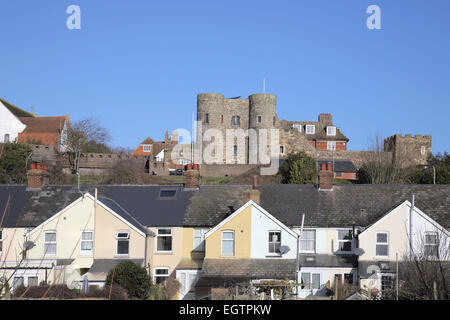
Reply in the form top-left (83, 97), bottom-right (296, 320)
top-left (278, 151), bottom-right (316, 184)
top-left (84, 284), bottom-right (128, 300)
top-left (105, 261), bottom-right (152, 299)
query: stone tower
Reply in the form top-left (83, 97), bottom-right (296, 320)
top-left (196, 93), bottom-right (278, 165)
top-left (384, 134), bottom-right (432, 166)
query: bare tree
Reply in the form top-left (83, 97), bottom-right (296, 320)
top-left (358, 133), bottom-right (407, 184)
top-left (63, 118), bottom-right (111, 171)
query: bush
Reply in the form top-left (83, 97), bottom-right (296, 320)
top-left (105, 261), bottom-right (152, 299)
top-left (278, 151), bottom-right (316, 184)
top-left (12, 284), bottom-right (78, 299)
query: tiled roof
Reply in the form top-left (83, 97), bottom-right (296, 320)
top-left (298, 254), bottom-right (358, 268)
top-left (318, 160), bottom-right (357, 173)
top-left (280, 120), bottom-right (349, 142)
top-left (0, 97), bottom-right (36, 118)
top-left (184, 184), bottom-right (450, 229)
top-left (196, 258), bottom-right (296, 287)
top-left (18, 116), bottom-right (66, 146)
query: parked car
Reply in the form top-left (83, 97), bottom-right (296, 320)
top-left (175, 169), bottom-right (184, 176)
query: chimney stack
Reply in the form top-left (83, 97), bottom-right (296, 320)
top-left (165, 131), bottom-right (169, 144)
top-left (244, 176), bottom-right (261, 204)
top-left (27, 162), bottom-right (49, 190)
top-left (184, 169), bottom-right (199, 189)
top-left (319, 162), bottom-right (334, 191)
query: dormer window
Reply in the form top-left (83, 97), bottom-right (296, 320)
top-left (292, 124), bottom-right (302, 132)
top-left (306, 125), bottom-right (315, 134)
top-left (143, 144), bottom-right (152, 153)
top-left (327, 126), bottom-right (336, 136)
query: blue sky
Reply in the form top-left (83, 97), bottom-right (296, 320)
top-left (1, 1), bottom-right (449, 153)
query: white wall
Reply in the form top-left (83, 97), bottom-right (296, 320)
top-left (0, 101), bottom-right (26, 143)
top-left (250, 205), bottom-right (298, 259)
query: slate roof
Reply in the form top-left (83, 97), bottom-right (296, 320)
top-left (298, 254), bottom-right (358, 268)
top-left (196, 258), bottom-right (296, 287)
top-left (280, 120), bottom-right (349, 142)
top-left (1, 185), bottom-right (197, 229)
top-left (318, 160), bottom-right (357, 173)
top-left (184, 185), bottom-right (251, 227)
top-left (184, 184), bottom-right (450, 229)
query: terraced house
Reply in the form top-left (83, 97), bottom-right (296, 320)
top-left (0, 166), bottom-right (449, 299)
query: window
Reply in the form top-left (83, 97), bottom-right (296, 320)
top-left (157, 228), bottom-right (172, 252)
top-left (257, 115), bottom-right (262, 123)
top-left (300, 272), bottom-right (320, 290)
top-left (205, 113), bottom-right (209, 124)
top-left (193, 229), bottom-right (208, 252)
top-left (421, 146), bottom-right (426, 155)
top-left (81, 231), bottom-right (94, 256)
top-left (280, 146), bottom-right (284, 154)
top-left (116, 231), bottom-right (130, 255)
top-left (44, 231), bottom-right (56, 255)
top-left (4, 134), bottom-right (10, 143)
top-left (221, 115), bottom-right (224, 124)
top-left (376, 232), bottom-right (389, 257)
top-left (28, 276), bottom-right (38, 287)
top-left (233, 145), bottom-right (238, 156)
top-left (344, 273), bottom-right (354, 284)
top-left (327, 141), bottom-right (336, 151)
top-left (292, 124), bottom-right (302, 132)
top-left (13, 277), bottom-right (24, 290)
top-left (424, 232), bottom-right (438, 257)
top-left (300, 230), bottom-right (316, 252)
top-left (381, 275), bottom-right (394, 290)
top-left (268, 231), bottom-right (281, 254)
top-left (221, 231), bottom-right (234, 256)
top-left (336, 172), bottom-right (342, 177)
top-left (143, 144), bottom-right (152, 153)
top-left (306, 125), bottom-right (315, 134)
top-left (153, 268), bottom-right (169, 284)
top-left (327, 126), bottom-right (336, 136)
top-left (231, 116), bottom-right (240, 126)
top-left (0, 229), bottom-right (2, 253)
top-left (338, 230), bottom-right (352, 252)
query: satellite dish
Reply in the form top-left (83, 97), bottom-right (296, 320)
top-left (24, 241), bottom-right (35, 251)
top-left (354, 248), bottom-right (365, 256)
top-left (279, 245), bottom-right (290, 255)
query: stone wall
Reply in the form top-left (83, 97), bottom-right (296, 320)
top-left (200, 164), bottom-right (260, 177)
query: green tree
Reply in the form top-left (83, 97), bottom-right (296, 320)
top-left (105, 261), bottom-right (152, 299)
top-left (278, 151), bottom-right (316, 184)
top-left (406, 153), bottom-right (450, 184)
top-left (0, 142), bottom-right (32, 184)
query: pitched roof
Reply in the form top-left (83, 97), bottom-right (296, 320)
top-left (2, 185), bottom-right (197, 228)
top-left (19, 116), bottom-right (66, 133)
top-left (280, 120), bottom-right (349, 142)
top-left (184, 184), bottom-right (450, 229)
top-left (0, 98), bottom-right (36, 118)
top-left (298, 254), bottom-right (358, 268)
top-left (196, 258), bottom-right (296, 287)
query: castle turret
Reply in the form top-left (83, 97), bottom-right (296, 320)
top-left (384, 133), bottom-right (432, 166)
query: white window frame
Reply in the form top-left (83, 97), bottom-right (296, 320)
top-left (44, 231), bottom-right (57, 256)
top-left (300, 272), bottom-right (321, 290)
top-left (153, 267), bottom-right (170, 285)
top-left (193, 228), bottom-right (208, 252)
top-left (306, 125), bottom-right (315, 134)
top-left (376, 232), bottom-right (389, 258)
top-left (221, 230), bottom-right (235, 256)
top-left (292, 124), bottom-right (302, 132)
top-left (116, 231), bottom-right (130, 256)
top-left (327, 126), bottom-right (336, 136)
top-left (143, 144), bottom-right (152, 153)
top-left (156, 228), bottom-right (173, 253)
top-left (268, 230), bottom-right (281, 255)
top-left (337, 229), bottom-right (353, 252)
top-left (327, 141), bottom-right (336, 151)
top-left (300, 230), bottom-right (316, 253)
top-left (80, 231), bottom-right (94, 256)
top-left (424, 232), bottom-right (438, 258)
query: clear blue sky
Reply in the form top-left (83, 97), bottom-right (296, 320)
top-left (1, 1), bottom-right (449, 153)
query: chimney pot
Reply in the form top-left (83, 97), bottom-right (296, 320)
top-left (320, 163), bottom-right (326, 171)
top-left (252, 176), bottom-right (258, 189)
top-left (327, 163), bottom-right (332, 171)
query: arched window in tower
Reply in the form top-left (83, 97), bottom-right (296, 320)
top-left (205, 113), bottom-right (209, 124)
top-left (232, 116), bottom-right (240, 126)
top-left (257, 115), bottom-right (262, 123)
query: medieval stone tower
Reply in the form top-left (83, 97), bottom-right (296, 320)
top-left (384, 134), bottom-right (432, 166)
top-left (196, 93), bottom-right (278, 164)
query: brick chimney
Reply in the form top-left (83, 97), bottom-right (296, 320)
top-left (184, 169), bottom-right (199, 189)
top-left (319, 163), bottom-right (333, 191)
top-left (244, 176), bottom-right (260, 204)
top-left (165, 131), bottom-right (169, 144)
top-left (27, 162), bottom-right (49, 190)
top-left (318, 113), bottom-right (333, 125)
